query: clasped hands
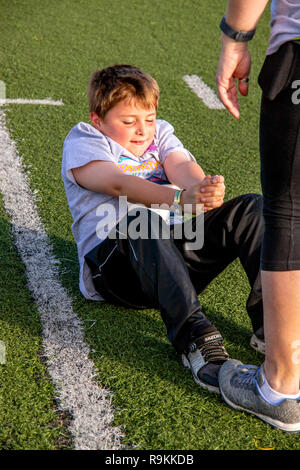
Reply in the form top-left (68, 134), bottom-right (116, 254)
top-left (181, 175), bottom-right (225, 214)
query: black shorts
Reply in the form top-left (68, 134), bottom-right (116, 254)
top-left (259, 40), bottom-right (300, 270)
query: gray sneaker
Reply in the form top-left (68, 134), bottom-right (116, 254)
top-left (218, 359), bottom-right (300, 432)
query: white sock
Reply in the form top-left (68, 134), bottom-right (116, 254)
top-left (258, 365), bottom-right (300, 405)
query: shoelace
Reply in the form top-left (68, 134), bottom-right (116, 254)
top-left (235, 366), bottom-right (258, 388)
top-left (200, 340), bottom-right (229, 363)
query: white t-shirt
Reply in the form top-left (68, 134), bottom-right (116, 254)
top-left (267, 0), bottom-right (300, 55)
top-left (61, 119), bottom-right (195, 300)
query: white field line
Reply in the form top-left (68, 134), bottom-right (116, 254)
top-left (0, 98), bottom-right (64, 106)
top-left (0, 110), bottom-right (123, 450)
top-left (183, 75), bottom-right (225, 110)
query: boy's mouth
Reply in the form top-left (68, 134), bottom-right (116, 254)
top-left (131, 140), bottom-right (146, 145)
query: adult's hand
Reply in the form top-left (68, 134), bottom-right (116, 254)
top-left (216, 35), bottom-right (252, 119)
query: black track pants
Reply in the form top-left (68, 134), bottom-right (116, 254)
top-left (85, 194), bottom-right (264, 353)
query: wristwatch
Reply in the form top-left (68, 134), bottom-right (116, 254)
top-left (220, 16), bottom-right (256, 42)
top-left (173, 189), bottom-right (185, 215)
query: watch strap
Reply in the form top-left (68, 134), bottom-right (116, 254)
top-left (220, 16), bottom-right (256, 42)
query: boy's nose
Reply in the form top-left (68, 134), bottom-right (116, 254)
top-left (136, 123), bottom-right (146, 135)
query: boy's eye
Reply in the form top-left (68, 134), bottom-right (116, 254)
top-left (122, 118), bottom-right (155, 125)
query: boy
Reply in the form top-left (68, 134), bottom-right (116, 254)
top-left (62, 64), bottom-right (264, 394)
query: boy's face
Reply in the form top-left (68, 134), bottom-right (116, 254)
top-left (91, 99), bottom-right (156, 157)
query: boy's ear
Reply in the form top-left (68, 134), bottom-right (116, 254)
top-left (90, 112), bottom-right (102, 131)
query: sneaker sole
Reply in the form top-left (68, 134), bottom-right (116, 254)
top-left (220, 389), bottom-right (300, 433)
top-left (182, 354), bottom-right (220, 395)
top-left (250, 334), bottom-right (266, 354)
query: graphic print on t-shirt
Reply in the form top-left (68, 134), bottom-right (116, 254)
top-left (116, 153), bottom-right (169, 185)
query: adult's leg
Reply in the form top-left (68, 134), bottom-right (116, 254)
top-left (218, 42), bottom-right (300, 431)
top-left (259, 42), bottom-right (300, 394)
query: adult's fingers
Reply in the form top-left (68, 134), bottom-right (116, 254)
top-left (216, 39), bottom-right (251, 119)
top-left (217, 77), bottom-right (240, 119)
top-left (238, 77), bottom-right (250, 96)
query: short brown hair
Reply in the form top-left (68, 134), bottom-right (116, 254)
top-left (88, 65), bottom-right (160, 118)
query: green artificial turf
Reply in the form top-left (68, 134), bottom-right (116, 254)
top-left (0, 195), bottom-right (72, 450)
top-left (1, 0), bottom-right (299, 450)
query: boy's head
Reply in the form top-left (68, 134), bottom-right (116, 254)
top-left (88, 65), bottom-right (160, 157)
top-left (88, 64), bottom-right (159, 118)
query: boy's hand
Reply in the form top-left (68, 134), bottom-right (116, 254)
top-left (199, 175), bottom-right (225, 212)
top-left (181, 175), bottom-right (225, 214)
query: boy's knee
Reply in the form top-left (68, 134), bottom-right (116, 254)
top-left (241, 194), bottom-right (264, 235)
top-left (248, 193), bottom-right (262, 208)
top-left (228, 193), bottom-right (264, 236)
top-left (239, 193), bottom-right (263, 217)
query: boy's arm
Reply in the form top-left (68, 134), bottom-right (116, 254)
top-left (72, 157), bottom-right (225, 213)
top-left (163, 151), bottom-right (206, 188)
top-left (164, 151), bottom-right (225, 211)
top-left (72, 160), bottom-right (177, 207)
top-left (72, 150), bottom-right (206, 203)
